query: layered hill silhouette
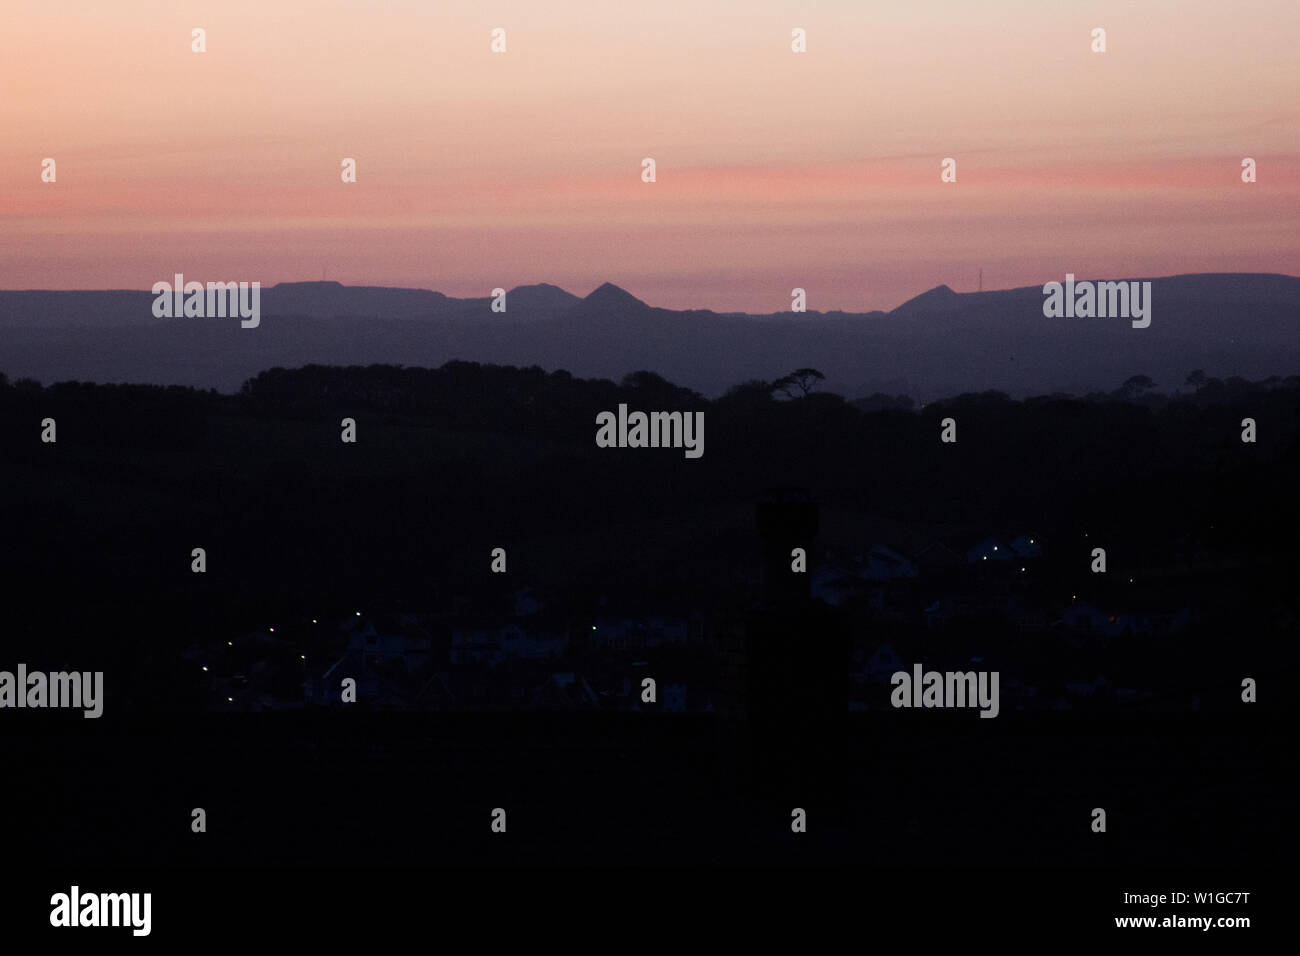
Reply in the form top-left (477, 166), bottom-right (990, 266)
top-left (1, 273), bottom-right (1297, 398)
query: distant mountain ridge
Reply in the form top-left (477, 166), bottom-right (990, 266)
top-left (1, 273), bottom-right (1297, 399)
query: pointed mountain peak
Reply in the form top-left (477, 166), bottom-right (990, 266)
top-left (890, 284), bottom-right (962, 316)
top-left (583, 282), bottom-right (649, 309)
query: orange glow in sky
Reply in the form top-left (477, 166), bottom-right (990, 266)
top-left (2, 0), bottom-right (1297, 310)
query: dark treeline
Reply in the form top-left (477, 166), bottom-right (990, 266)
top-left (0, 361), bottom-right (1296, 710)
top-left (1, 362), bottom-right (1291, 871)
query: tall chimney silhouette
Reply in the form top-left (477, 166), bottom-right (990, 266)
top-left (739, 488), bottom-right (850, 826)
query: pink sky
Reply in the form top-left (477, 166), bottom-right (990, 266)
top-left (2, 0), bottom-right (1297, 311)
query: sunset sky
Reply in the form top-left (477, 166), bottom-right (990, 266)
top-left (2, 0), bottom-right (1297, 311)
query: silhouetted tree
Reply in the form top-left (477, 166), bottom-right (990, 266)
top-left (1117, 375), bottom-right (1156, 401)
top-left (772, 368), bottom-right (825, 399)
